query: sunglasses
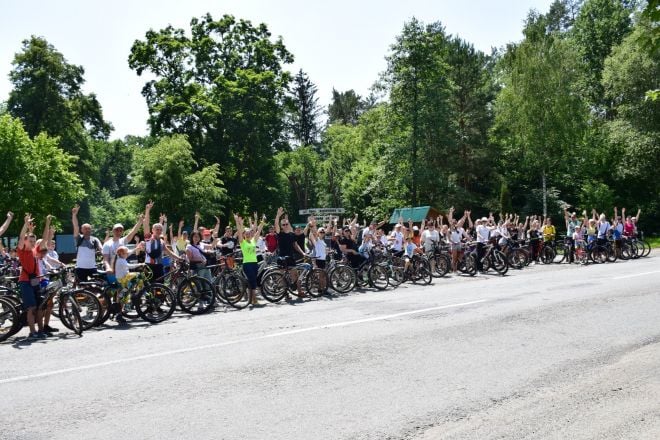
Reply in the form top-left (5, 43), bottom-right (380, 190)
top-left (282, 223), bottom-right (289, 226)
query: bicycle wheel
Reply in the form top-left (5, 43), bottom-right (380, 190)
top-left (177, 277), bottom-right (216, 314)
top-left (590, 246), bottom-right (608, 264)
top-left (606, 246), bottom-right (618, 263)
top-left (329, 265), bottom-right (357, 294)
top-left (554, 243), bottom-right (567, 263)
top-left (508, 249), bottom-right (528, 269)
top-left (67, 290), bottom-right (101, 330)
top-left (459, 254), bottom-right (477, 276)
top-left (223, 273), bottom-right (249, 309)
top-left (432, 254), bottom-right (450, 278)
top-left (368, 264), bottom-right (389, 290)
top-left (413, 263), bottom-right (432, 285)
top-left (306, 268), bottom-right (328, 298)
top-left (491, 250), bottom-right (509, 275)
top-left (388, 265), bottom-right (405, 287)
top-left (260, 270), bottom-right (288, 303)
top-left (0, 297), bottom-right (19, 342)
top-left (641, 240), bottom-right (652, 257)
top-left (540, 246), bottom-right (555, 264)
top-left (59, 295), bottom-right (83, 336)
top-left (135, 283), bottom-right (176, 323)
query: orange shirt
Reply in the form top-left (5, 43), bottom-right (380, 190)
top-left (18, 247), bottom-right (40, 282)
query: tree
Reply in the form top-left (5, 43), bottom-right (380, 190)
top-left (275, 146), bottom-right (321, 214)
top-left (571, 0), bottom-right (633, 112)
top-left (131, 135), bottom-right (227, 220)
top-left (7, 36), bottom-right (112, 184)
top-left (493, 13), bottom-right (588, 216)
top-left (288, 69), bottom-right (322, 149)
top-left (327, 89), bottom-right (364, 125)
top-left (602, 22), bottom-right (660, 227)
top-left (445, 37), bottom-right (498, 204)
top-left (0, 114), bottom-right (84, 228)
top-left (383, 18), bottom-right (454, 206)
top-left (128, 14), bottom-right (293, 215)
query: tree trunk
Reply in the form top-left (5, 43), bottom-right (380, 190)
top-left (542, 169), bottom-right (547, 218)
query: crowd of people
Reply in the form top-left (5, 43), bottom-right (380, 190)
top-left (0, 202), bottom-right (647, 339)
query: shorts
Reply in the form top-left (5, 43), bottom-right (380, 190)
top-left (119, 273), bottom-right (139, 289)
top-left (278, 256), bottom-right (297, 268)
top-left (75, 267), bottom-right (97, 282)
top-left (450, 243), bottom-right (462, 251)
top-left (19, 281), bottom-right (43, 309)
top-left (315, 259), bottom-right (326, 269)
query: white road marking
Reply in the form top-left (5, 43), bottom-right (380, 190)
top-left (0, 299), bottom-right (487, 385)
top-left (612, 270), bottom-right (660, 280)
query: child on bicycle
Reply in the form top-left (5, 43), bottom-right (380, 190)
top-left (114, 246), bottom-right (144, 290)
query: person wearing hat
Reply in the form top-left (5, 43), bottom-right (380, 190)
top-left (274, 207), bottom-right (306, 297)
top-left (102, 211), bottom-right (145, 276)
top-left (307, 218), bottom-right (328, 294)
top-left (388, 223), bottom-right (405, 257)
top-left (144, 221), bottom-right (182, 281)
top-left (475, 215), bottom-right (495, 272)
top-left (563, 206), bottom-right (582, 263)
top-left (71, 204), bottom-right (103, 281)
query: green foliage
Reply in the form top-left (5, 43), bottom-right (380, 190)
top-left (577, 181), bottom-right (615, 213)
top-left (275, 146), bottom-right (321, 216)
top-left (7, 36), bottom-right (112, 186)
top-left (0, 114), bottom-right (84, 231)
top-left (493, 21), bottom-right (588, 210)
top-left (128, 13), bottom-right (293, 215)
top-left (132, 135), bottom-right (227, 220)
top-left (571, 0), bottom-right (632, 109)
top-left (327, 89), bottom-right (365, 126)
top-left (288, 69), bottom-right (322, 148)
top-left (383, 18), bottom-right (453, 206)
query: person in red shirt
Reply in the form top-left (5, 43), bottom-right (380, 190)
top-left (264, 225), bottom-right (278, 253)
top-left (17, 213), bottom-right (53, 339)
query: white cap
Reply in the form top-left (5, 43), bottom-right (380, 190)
top-left (112, 223), bottom-right (124, 230)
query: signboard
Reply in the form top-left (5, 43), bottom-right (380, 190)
top-left (299, 208), bottom-right (345, 215)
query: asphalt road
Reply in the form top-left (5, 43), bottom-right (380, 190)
top-left (2, 256), bottom-right (659, 440)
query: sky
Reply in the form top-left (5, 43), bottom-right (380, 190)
top-left (0, 0), bottom-right (554, 140)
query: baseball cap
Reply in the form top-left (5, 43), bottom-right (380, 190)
top-left (112, 223), bottom-right (124, 231)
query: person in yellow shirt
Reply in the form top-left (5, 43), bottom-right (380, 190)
top-left (542, 218), bottom-right (556, 244)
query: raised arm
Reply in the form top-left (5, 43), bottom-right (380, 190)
top-left (0, 211), bottom-right (14, 237)
top-left (636, 208), bottom-right (641, 222)
top-left (177, 219), bottom-right (184, 238)
top-left (37, 215), bottom-right (53, 251)
top-left (143, 200), bottom-right (153, 236)
top-left (457, 211), bottom-right (467, 229)
top-left (71, 204), bottom-right (80, 238)
top-left (274, 207), bottom-right (284, 234)
top-left (213, 216), bottom-right (221, 237)
top-left (125, 213), bottom-right (144, 243)
top-left (234, 214), bottom-right (244, 243)
top-left (17, 214), bottom-right (33, 250)
top-left (466, 210), bottom-right (473, 229)
top-left (193, 212), bottom-right (200, 233)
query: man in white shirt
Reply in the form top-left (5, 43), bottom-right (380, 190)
top-left (420, 221), bottom-right (440, 254)
top-left (389, 223), bottom-right (405, 256)
top-left (71, 204), bottom-right (103, 281)
top-left (475, 217), bottom-right (494, 272)
top-left (102, 215), bottom-right (144, 276)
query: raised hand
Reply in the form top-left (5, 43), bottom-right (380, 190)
top-left (194, 211), bottom-right (200, 220)
top-left (6, 211), bottom-right (13, 219)
top-left (179, 219), bottom-right (184, 227)
top-left (71, 205), bottom-right (80, 215)
top-left (276, 207), bottom-right (284, 217)
top-left (146, 200), bottom-right (154, 210)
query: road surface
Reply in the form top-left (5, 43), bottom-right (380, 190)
top-left (2, 256), bottom-right (659, 439)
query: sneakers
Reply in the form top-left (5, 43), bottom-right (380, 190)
top-left (43, 325), bottom-right (59, 333)
top-left (28, 331), bottom-right (47, 340)
top-left (115, 314), bottom-right (127, 324)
